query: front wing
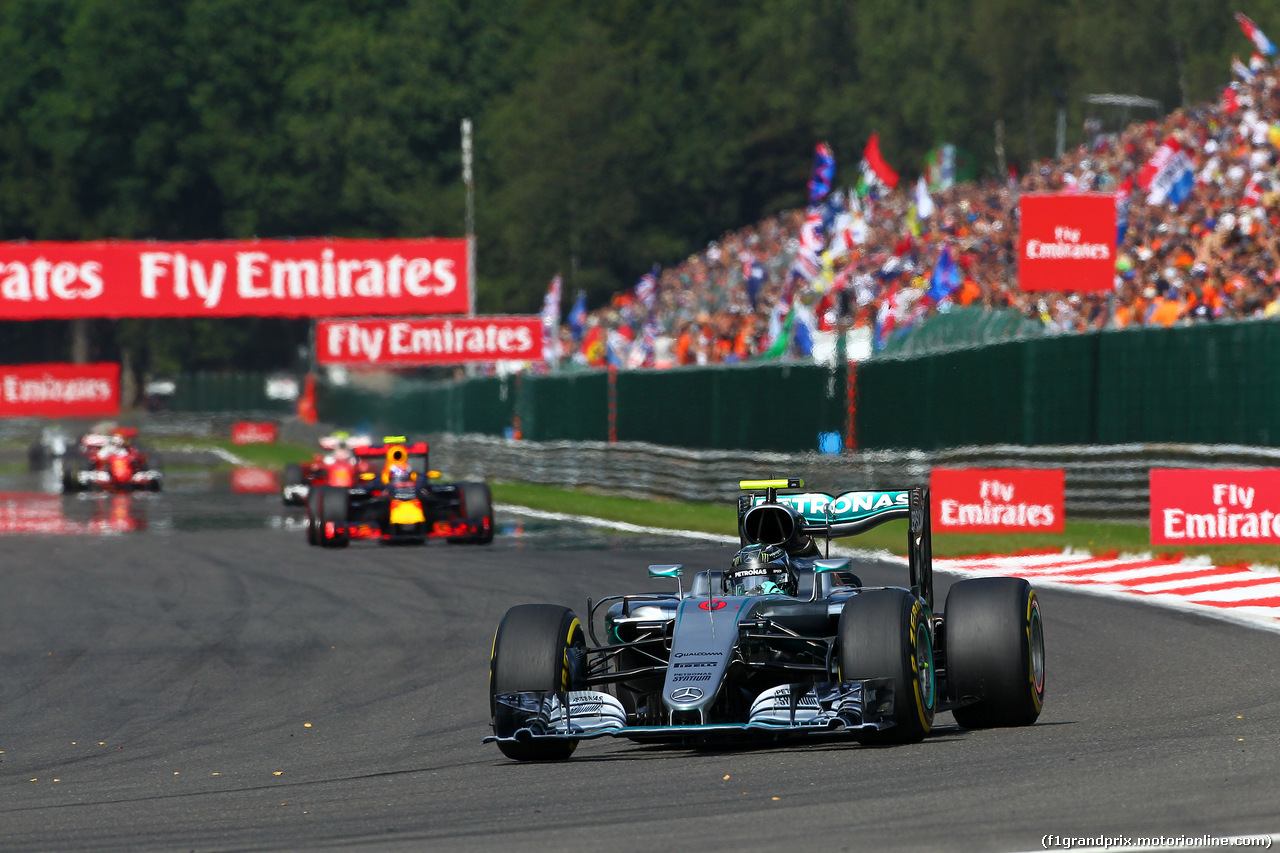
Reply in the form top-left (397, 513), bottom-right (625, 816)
top-left (485, 679), bottom-right (895, 747)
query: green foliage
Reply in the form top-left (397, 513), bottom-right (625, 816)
top-left (0, 0), bottom-right (1270, 364)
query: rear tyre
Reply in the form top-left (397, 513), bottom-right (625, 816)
top-left (838, 588), bottom-right (935, 745)
top-left (317, 485), bottom-right (350, 548)
top-left (306, 486), bottom-right (323, 546)
top-left (944, 577), bottom-right (1044, 728)
top-left (490, 604), bottom-right (585, 761)
top-left (457, 482), bottom-right (494, 544)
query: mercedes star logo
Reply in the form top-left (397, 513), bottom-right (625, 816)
top-left (670, 686), bottom-right (704, 702)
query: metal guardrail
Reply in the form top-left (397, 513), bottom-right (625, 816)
top-left (428, 434), bottom-right (1280, 523)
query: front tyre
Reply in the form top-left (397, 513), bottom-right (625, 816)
top-left (838, 588), bottom-right (935, 744)
top-left (489, 604), bottom-right (585, 761)
top-left (944, 577), bottom-right (1045, 728)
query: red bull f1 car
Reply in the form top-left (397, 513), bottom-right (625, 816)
top-left (486, 478), bottom-right (1044, 761)
top-left (306, 437), bottom-right (493, 547)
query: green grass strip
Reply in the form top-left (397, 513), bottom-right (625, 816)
top-left (492, 481), bottom-right (1280, 565)
top-left (148, 437), bottom-right (316, 469)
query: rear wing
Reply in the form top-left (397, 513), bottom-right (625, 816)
top-left (353, 442), bottom-right (428, 459)
top-left (319, 434), bottom-right (371, 451)
top-left (738, 481), bottom-right (934, 609)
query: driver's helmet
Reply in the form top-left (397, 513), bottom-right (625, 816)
top-left (727, 543), bottom-right (795, 596)
top-left (387, 463), bottom-right (413, 483)
top-left (332, 438), bottom-right (352, 462)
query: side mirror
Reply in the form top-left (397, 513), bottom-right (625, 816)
top-left (648, 564), bottom-right (683, 579)
top-left (813, 558), bottom-right (852, 575)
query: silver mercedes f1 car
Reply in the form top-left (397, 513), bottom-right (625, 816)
top-left (486, 478), bottom-right (1045, 761)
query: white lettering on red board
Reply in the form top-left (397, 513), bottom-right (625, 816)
top-left (138, 250), bottom-right (456, 309)
top-left (939, 479), bottom-right (1056, 528)
top-left (1161, 481), bottom-right (1280, 540)
top-left (2, 373), bottom-right (113, 404)
top-left (0, 260), bottom-right (104, 301)
top-left (323, 320), bottom-right (536, 363)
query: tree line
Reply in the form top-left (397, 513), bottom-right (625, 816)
top-left (0, 0), bottom-right (1266, 374)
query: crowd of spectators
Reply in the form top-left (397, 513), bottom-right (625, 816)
top-left (545, 60), bottom-right (1280, 370)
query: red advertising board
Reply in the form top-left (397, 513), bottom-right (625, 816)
top-left (231, 467), bottom-right (281, 494)
top-left (317, 316), bottom-right (541, 365)
top-left (0, 362), bottom-right (120, 418)
top-left (1151, 468), bottom-right (1280, 545)
top-left (231, 421), bottom-right (279, 445)
top-left (0, 237), bottom-right (468, 319)
top-left (931, 468), bottom-right (1065, 533)
top-left (1017, 192), bottom-right (1116, 292)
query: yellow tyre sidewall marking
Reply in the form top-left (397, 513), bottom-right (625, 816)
top-left (562, 617), bottom-right (582, 691)
top-left (909, 601), bottom-right (933, 733)
top-left (1026, 592), bottom-right (1044, 713)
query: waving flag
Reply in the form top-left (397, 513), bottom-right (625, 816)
top-left (914, 176), bottom-right (936, 219)
top-left (1115, 176), bottom-right (1133, 245)
top-left (857, 133), bottom-right (899, 197)
top-left (826, 211), bottom-right (862, 260)
top-left (792, 301), bottom-right (818, 357)
top-left (927, 244), bottom-right (961, 303)
top-left (1235, 12), bottom-right (1277, 56)
top-left (1138, 136), bottom-right (1195, 206)
top-left (789, 208), bottom-right (825, 283)
top-left (798, 209), bottom-right (825, 256)
top-left (634, 267), bottom-right (658, 308)
top-left (744, 258), bottom-right (767, 308)
top-left (541, 274), bottom-right (562, 363)
top-left (807, 142), bottom-right (837, 206)
top-left (1233, 54), bottom-right (1256, 81)
top-left (568, 290), bottom-right (587, 340)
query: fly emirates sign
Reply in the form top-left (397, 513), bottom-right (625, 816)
top-left (1151, 469), bottom-right (1280, 545)
top-left (318, 317), bottom-right (541, 366)
top-left (930, 467), bottom-right (1065, 533)
top-left (0, 237), bottom-right (468, 318)
top-left (1017, 192), bottom-right (1115, 292)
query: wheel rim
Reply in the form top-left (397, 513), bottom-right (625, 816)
top-left (915, 620), bottom-right (935, 710)
top-left (1029, 603), bottom-right (1045, 694)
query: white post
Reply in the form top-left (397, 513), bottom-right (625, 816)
top-left (462, 118), bottom-right (475, 318)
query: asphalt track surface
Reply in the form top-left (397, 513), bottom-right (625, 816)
top-left (2, 488), bottom-right (1280, 852)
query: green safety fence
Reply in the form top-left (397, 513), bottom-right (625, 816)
top-left (169, 372), bottom-right (295, 414)
top-left (880, 306), bottom-right (1043, 357)
top-left (309, 318), bottom-right (1280, 452)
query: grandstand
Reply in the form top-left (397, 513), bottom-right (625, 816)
top-left (548, 60), bottom-right (1280, 368)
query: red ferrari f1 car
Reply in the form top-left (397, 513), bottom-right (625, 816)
top-left (62, 428), bottom-right (163, 493)
top-left (306, 437), bottom-right (493, 547)
top-left (281, 433), bottom-right (374, 505)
